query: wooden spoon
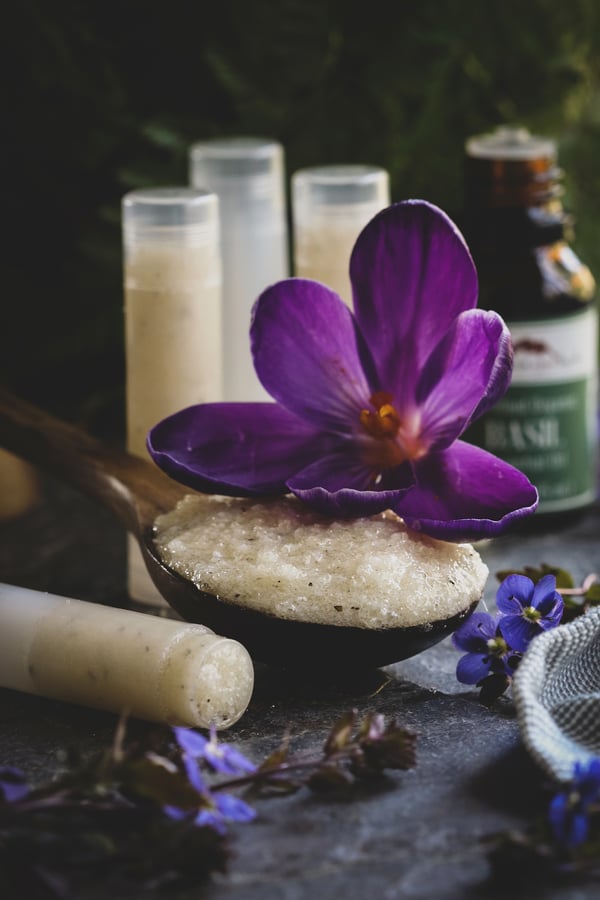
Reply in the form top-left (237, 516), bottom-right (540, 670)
top-left (0, 387), bottom-right (477, 669)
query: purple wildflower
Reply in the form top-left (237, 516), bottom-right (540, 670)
top-left (497, 573), bottom-right (563, 653)
top-left (0, 766), bottom-right (29, 803)
top-left (165, 792), bottom-right (256, 834)
top-left (173, 726), bottom-right (256, 777)
top-left (452, 612), bottom-right (517, 684)
top-left (148, 200), bottom-right (538, 542)
top-left (168, 727), bottom-right (256, 834)
top-left (549, 759), bottom-right (600, 848)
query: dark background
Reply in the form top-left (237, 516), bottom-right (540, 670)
top-left (4, 0), bottom-right (600, 436)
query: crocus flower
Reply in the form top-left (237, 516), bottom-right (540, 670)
top-left (148, 200), bottom-right (538, 542)
top-left (497, 573), bottom-right (563, 653)
top-left (549, 758), bottom-right (600, 848)
top-left (452, 612), bottom-right (517, 684)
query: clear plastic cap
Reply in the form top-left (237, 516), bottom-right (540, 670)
top-left (466, 126), bottom-right (556, 162)
top-left (292, 164), bottom-right (390, 224)
top-left (189, 137), bottom-right (285, 219)
top-left (122, 187), bottom-right (219, 246)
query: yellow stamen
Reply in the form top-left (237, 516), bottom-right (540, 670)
top-left (359, 392), bottom-right (427, 470)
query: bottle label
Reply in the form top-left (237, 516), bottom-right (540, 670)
top-left (469, 307), bottom-right (598, 513)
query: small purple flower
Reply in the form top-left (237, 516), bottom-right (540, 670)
top-left (165, 792), bottom-right (256, 835)
top-left (452, 612), bottom-right (517, 684)
top-left (197, 792), bottom-right (256, 833)
top-left (497, 573), bottom-right (563, 653)
top-left (148, 201), bottom-right (538, 543)
top-left (549, 758), bottom-right (600, 848)
top-left (0, 766), bottom-right (29, 803)
top-left (173, 726), bottom-right (256, 777)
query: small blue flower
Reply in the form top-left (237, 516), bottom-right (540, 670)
top-left (452, 611), bottom-right (516, 684)
top-left (496, 573), bottom-right (563, 652)
top-left (0, 766), bottom-right (29, 803)
top-left (173, 726), bottom-right (256, 777)
top-left (549, 758), bottom-right (600, 848)
top-left (196, 792), bottom-right (256, 833)
top-left (165, 792), bottom-right (256, 835)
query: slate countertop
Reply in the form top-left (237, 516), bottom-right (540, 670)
top-left (0, 476), bottom-right (599, 900)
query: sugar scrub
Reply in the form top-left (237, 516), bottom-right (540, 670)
top-left (153, 495), bottom-right (489, 630)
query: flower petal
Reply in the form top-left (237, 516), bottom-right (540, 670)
top-left (498, 615), bottom-right (538, 653)
top-left (287, 445), bottom-right (414, 517)
top-left (417, 310), bottom-right (513, 449)
top-left (531, 573), bottom-right (560, 610)
top-left (496, 574), bottom-right (535, 615)
top-left (391, 441), bottom-right (538, 541)
top-left (456, 652), bottom-right (491, 685)
top-left (452, 612), bottom-right (498, 651)
top-left (350, 200), bottom-right (478, 397)
top-left (251, 278), bottom-right (376, 432)
top-left (215, 792), bottom-right (257, 824)
top-left (148, 403), bottom-right (332, 495)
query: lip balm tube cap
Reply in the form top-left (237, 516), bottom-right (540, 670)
top-left (122, 187), bottom-right (219, 248)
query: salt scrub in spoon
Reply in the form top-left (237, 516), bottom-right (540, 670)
top-left (153, 494), bottom-right (489, 629)
top-left (148, 200), bottom-right (538, 543)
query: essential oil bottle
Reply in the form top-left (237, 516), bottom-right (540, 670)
top-left (462, 126), bottom-right (598, 522)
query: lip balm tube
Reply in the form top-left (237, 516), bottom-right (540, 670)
top-left (122, 187), bottom-right (222, 606)
top-left (291, 165), bottom-right (390, 308)
top-left (0, 584), bottom-right (254, 729)
top-left (189, 137), bottom-right (289, 401)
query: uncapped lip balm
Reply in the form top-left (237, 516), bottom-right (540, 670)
top-left (0, 584), bottom-right (254, 730)
top-left (189, 137), bottom-right (289, 402)
top-left (292, 164), bottom-right (390, 308)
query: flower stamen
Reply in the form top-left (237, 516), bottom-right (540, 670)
top-left (360, 392), bottom-right (426, 469)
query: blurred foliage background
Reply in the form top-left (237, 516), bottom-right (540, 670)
top-left (4, 0), bottom-right (600, 436)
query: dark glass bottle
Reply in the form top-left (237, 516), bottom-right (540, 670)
top-left (462, 126), bottom-right (598, 521)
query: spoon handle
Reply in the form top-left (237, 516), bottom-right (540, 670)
top-left (0, 387), bottom-right (183, 535)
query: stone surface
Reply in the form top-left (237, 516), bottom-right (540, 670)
top-left (1, 476), bottom-right (599, 899)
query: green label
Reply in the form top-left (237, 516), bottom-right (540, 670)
top-left (467, 380), bottom-right (597, 512)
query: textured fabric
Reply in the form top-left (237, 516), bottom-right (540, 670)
top-left (512, 607), bottom-right (600, 782)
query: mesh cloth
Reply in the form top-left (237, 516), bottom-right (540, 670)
top-left (512, 607), bottom-right (600, 783)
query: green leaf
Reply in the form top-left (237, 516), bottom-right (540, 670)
top-left (496, 564), bottom-right (574, 589)
top-left (122, 754), bottom-right (201, 810)
top-left (584, 584), bottom-right (600, 605)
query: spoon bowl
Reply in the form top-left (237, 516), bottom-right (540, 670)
top-left (0, 388), bottom-right (478, 669)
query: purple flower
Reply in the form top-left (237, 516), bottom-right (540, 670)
top-left (173, 726), bottom-right (256, 777)
top-left (196, 792), bottom-right (256, 833)
top-left (497, 573), bottom-right (563, 653)
top-left (549, 759), bottom-right (600, 848)
top-left (0, 766), bottom-right (29, 803)
top-left (148, 200), bottom-right (538, 542)
top-left (165, 792), bottom-right (256, 834)
top-left (452, 612), bottom-right (517, 684)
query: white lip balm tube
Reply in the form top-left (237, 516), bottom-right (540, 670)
top-left (291, 165), bottom-right (390, 309)
top-left (122, 187), bottom-right (222, 608)
top-left (189, 137), bottom-right (289, 402)
top-left (0, 584), bottom-right (254, 730)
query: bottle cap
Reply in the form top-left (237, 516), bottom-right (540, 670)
top-left (292, 164), bottom-right (390, 224)
top-left (466, 126), bottom-right (556, 162)
top-left (189, 137), bottom-right (286, 226)
top-left (122, 187), bottom-right (219, 247)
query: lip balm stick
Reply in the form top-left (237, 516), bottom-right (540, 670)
top-left (291, 165), bottom-right (390, 308)
top-left (122, 187), bottom-right (222, 606)
top-left (189, 138), bottom-right (289, 401)
top-left (0, 584), bottom-right (254, 730)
